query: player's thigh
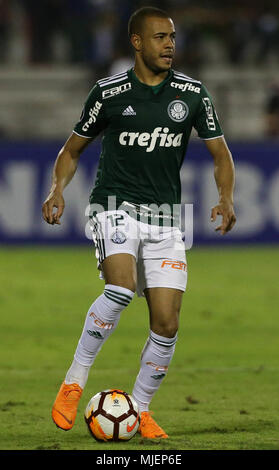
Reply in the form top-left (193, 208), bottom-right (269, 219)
top-left (144, 287), bottom-right (184, 338)
top-left (101, 253), bottom-right (137, 292)
top-left (91, 210), bottom-right (139, 291)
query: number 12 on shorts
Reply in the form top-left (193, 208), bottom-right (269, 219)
top-left (107, 214), bottom-right (125, 227)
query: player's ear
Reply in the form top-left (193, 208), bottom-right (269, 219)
top-left (130, 33), bottom-right (142, 52)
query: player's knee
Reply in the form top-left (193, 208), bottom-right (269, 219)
top-left (160, 325), bottom-right (178, 338)
top-left (151, 318), bottom-right (179, 338)
top-left (112, 280), bottom-right (136, 293)
top-left (151, 306), bottom-right (180, 338)
top-left (125, 280), bottom-right (136, 293)
top-left (103, 271), bottom-right (136, 293)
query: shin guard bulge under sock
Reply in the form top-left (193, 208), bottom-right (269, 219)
top-left (65, 284), bottom-right (134, 388)
top-left (132, 330), bottom-right (177, 413)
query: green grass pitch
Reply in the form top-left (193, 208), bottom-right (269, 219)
top-left (0, 245), bottom-right (279, 450)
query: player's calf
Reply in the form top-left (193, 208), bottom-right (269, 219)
top-left (132, 330), bottom-right (177, 418)
top-left (66, 284), bottom-right (134, 388)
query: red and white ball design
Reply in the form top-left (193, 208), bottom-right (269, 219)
top-left (84, 389), bottom-right (140, 441)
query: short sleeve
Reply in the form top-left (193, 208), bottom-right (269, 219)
top-left (73, 84), bottom-right (107, 139)
top-left (193, 84), bottom-right (223, 140)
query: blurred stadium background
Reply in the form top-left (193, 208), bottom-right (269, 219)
top-left (0, 0), bottom-right (279, 245)
top-left (1, 0), bottom-right (279, 451)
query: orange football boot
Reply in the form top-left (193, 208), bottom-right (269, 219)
top-left (138, 411), bottom-right (168, 439)
top-left (52, 382), bottom-right (83, 431)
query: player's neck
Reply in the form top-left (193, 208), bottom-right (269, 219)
top-left (133, 62), bottom-right (169, 86)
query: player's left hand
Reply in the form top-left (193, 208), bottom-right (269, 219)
top-left (211, 202), bottom-right (236, 235)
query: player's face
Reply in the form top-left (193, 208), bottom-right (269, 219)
top-left (137, 17), bottom-right (176, 73)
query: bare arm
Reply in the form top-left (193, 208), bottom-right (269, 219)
top-left (42, 133), bottom-right (91, 225)
top-left (204, 136), bottom-right (236, 235)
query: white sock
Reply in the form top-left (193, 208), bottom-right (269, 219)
top-left (64, 359), bottom-right (90, 389)
top-left (132, 330), bottom-right (177, 414)
top-left (65, 284), bottom-right (134, 388)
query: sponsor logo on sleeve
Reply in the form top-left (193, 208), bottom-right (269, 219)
top-left (203, 97), bottom-right (216, 131)
top-left (82, 101), bottom-right (102, 132)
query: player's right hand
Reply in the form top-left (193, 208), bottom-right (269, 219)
top-left (42, 191), bottom-right (65, 225)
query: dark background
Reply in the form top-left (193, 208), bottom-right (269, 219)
top-left (0, 0), bottom-right (279, 245)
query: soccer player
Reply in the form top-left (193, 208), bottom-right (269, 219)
top-left (42, 7), bottom-right (236, 439)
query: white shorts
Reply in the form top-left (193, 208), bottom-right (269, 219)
top-left (90, 210), bottom-right (187, 297)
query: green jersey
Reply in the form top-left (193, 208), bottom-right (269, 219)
top-left (74, 68), bottom-right (223, 216)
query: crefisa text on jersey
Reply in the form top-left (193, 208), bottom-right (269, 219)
top-left (96, 453), bottom-right (182, 467)
top-left (171, 81), bottom-right (200, 94)
top-left (82, 101), bottom-right (103, 131)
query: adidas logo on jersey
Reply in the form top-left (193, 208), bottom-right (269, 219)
top-left (119, 127), bottom-right (183, 153)
top-left (122, 106), bottom-right (136, 116)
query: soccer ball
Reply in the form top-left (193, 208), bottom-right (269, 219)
top-left (84, 389), bottom-right (140, 441)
